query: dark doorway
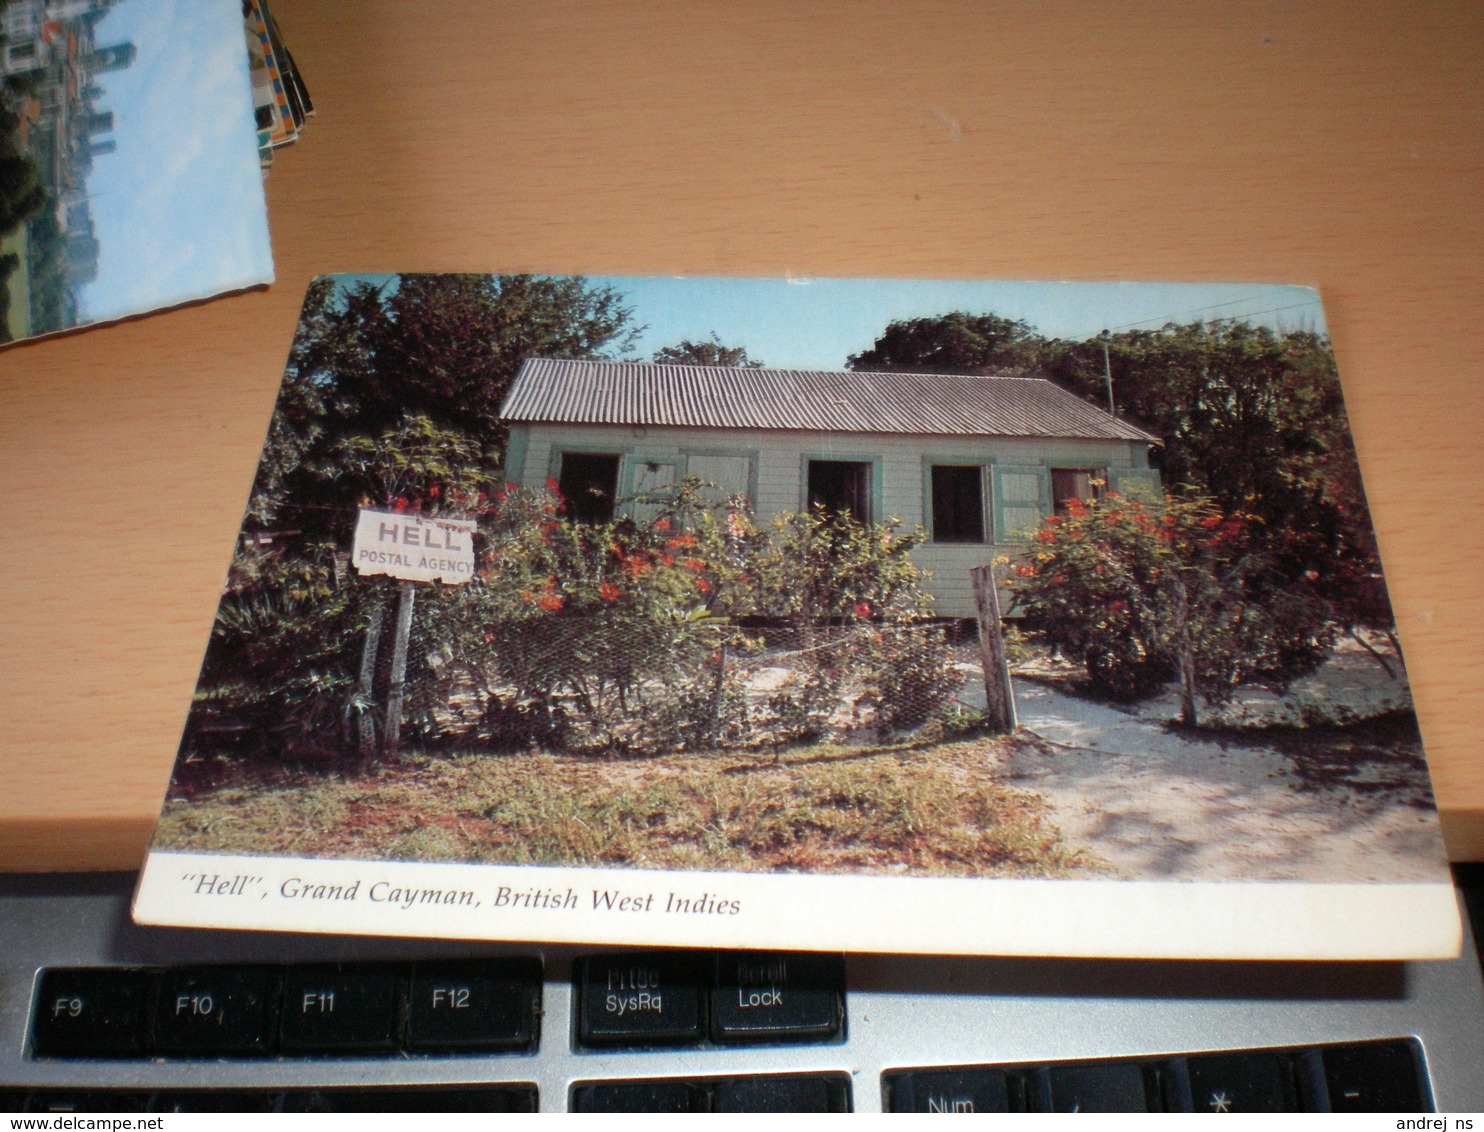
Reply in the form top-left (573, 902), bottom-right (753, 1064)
top-left (931, 464), bottom-right (986, 543)
top-left (558, 452), bottom-right (621, 523)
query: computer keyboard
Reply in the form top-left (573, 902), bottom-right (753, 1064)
top-left (3, 870), bottom-right (1483, 1112)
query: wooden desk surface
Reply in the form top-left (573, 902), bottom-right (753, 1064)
top-left (2, 1), bottom-right (1481, 870)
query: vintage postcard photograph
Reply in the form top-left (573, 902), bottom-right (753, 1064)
top-left (134, 274), bottom-right (1458, 958)
top-left (0, 0), bottom-right (272, 344)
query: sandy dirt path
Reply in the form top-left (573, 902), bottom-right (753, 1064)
top-left (993, 678), bottom-right (1448, 882)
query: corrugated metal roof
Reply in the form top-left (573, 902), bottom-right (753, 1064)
top-left (499, 358), bottom-right (1157, 442)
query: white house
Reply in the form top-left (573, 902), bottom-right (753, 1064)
top-left (498, 358), bottom-right (1160, 617)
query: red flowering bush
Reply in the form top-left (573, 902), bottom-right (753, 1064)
top-left (695, 499), bottom-right (955, 739)
top-left (716, 503), bottom-right (932, 625)
top-left (1011, 492), bottom-right (1333, 724)
top-left (204, 455), bottom-right (961, 762)
top-left (443, 482), bottom-right (737, 753)
top-left (446, 479), bottom-right (954, 751)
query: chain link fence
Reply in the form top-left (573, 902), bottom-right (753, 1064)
top-left (408, 616), bottom-right (977, 757)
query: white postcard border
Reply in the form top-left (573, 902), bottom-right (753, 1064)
top-left (134, 850), bottom-right (1461, 961)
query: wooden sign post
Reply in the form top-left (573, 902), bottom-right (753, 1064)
top-left (352, 510), bottom-right (477, 759)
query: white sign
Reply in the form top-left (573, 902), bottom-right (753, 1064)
top-left (352, 509), bottom-right (476, 585)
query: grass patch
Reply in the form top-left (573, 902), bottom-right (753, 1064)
top-left (155, 737), bottom-right (1102, 879)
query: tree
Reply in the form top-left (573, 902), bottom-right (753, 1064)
top-left (0, 252), bottom-right (19, 341)
top-left (187, 273), bottom-right (643, 767)
top-left (0, 154), bottom-right (46, 238)
top-left (653, 333), bottom-right (763, 368)
top-left (244, 273), bottom-right (638, 538)
top-left (245, 276), bottom-right (366, 528)
top-left (23, 206), bottom-right (72, 335)
top-left (322, 413), bottom-right (491, 516)
top-left (847, 311), bottom-right (1042, 374)
top-left (851, 312), bottom-right (1391, 641)
top-left (1035, 321), bottom-right (1387, 636)
top-left (321, 412), bottom-right (495, 758)
top-left (350, 274), bottom-right (639, 444)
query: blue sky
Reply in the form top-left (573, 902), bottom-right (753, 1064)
top-left (336, 275), bottom-right (1328, 370)
top-left (78, 0), bottom-right (273, 323)
top-left (602, 277), bottom-right (1328, 369)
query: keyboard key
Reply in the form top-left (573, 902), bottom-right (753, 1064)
top-left (572, 1079), bottom-right (704, 1112)
top-left (1175, 1050), bottom-right (1294, 1112)
top-left (715, 1074), bottom-right (846, 1113)
top-left (284, 1087), bottom-right (537, 1112)
top-left (577, 953), bottom-right (705, 1046)
top-left (31, 968), bottom-right (150, 1057)
top-left (1311, 1040), bottom-right (1428, 1112)
top-left (885, 1067), bottom-right (1011, 1113)
top-left (407, 958), bottom-right (540, 1051)
top-left (1037, 1062), bottom-right (1150, 1112)
top-left (279, 964), bottom-right (403, 1052)
top-left (152, 967), bottom-right (275, 1056)
top-left (711, 952), bottom-right (843, 1043)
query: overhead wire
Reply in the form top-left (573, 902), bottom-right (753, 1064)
top-left (1101, 295), bottom-right (1324, 336)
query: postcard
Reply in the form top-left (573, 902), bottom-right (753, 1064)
top-left (243, 0), bottom-right (294, 153)
top-left (133, 274), bottom-right (1459, 959)
top-left (0, 0), bottom-right (272, 345)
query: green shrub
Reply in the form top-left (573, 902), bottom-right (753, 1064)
top-left (188, 542), bottom-right (373, 765)
top-left (1011, 491), bottom-right (1332, 725)
top-left (191, 475), bottom-right (958, 766)
top-left (856, 624), bottom-right (963, 735)
top-left (468, 484), bottom-right (951, 752)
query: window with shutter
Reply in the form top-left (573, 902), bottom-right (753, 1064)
top-left (1108, 468), bottom-right (1163, 501)
top-left (992, 466), bottom-right (1047, 542)
top-left (621, 455), bottom-right (685, 525)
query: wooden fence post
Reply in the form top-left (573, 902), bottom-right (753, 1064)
top-left (384, 580), bottom-right (417, 757)
top-left (706, 643), bottom-right (729, 746)
top-left (971, 563), bottom-right (1017, 734)
top-left (355, 597), bottom-right (384, 762)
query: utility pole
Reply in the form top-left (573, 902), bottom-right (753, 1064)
top-left (1100, 329), bottom-right (1115, 416)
